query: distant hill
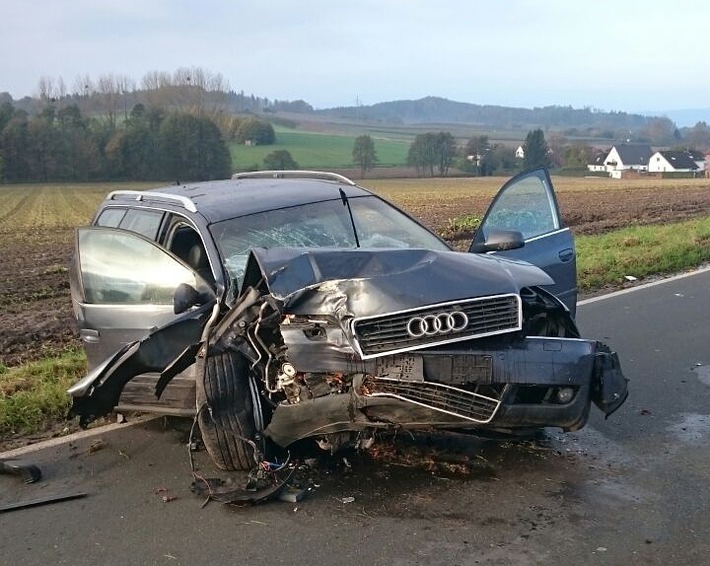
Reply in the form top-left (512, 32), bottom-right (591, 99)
top-left (317, 96), bottom-right (654, 131)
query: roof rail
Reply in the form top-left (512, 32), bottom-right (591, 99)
top-left (106, 190), bottom-right (198, 213)
top-left (231, 170), bottom-right (356, 186)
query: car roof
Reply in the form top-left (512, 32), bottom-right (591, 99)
top-left (105, 171), bottom-right (374, 223)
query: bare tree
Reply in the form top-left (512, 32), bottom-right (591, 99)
top-left (72, 74), bottom-right (94, 115)
top-left (35, 76), bottom-right (56, 102)
top-left (141, 70), bottom-right (173, 109)
top-left (57, 77), bottom-right (67, 101)
top-left (352, 135), bottom-right (378, 177)
top-left (71, 74), bottom-right (93, 97)
top-left (96, 74), bottom-right (121, 129)
top-left (173, 66), bottom-right (230, 116)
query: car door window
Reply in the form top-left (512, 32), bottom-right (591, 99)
top-left (481, 169), bottom-right (560, 240)
top-left (77, 227), bottom-right (200, 304)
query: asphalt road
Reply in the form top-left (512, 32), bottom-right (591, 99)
top-left (2, 269), bottom-right (710, 566)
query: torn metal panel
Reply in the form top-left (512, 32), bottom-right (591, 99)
top-left (592, 346), bottom-right (629, 416)
top-left (69, 301), bottom-right (216, 426)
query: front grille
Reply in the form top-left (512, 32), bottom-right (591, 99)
top-left (361, 377), bottom-right (503, 423)
top-left (352, 294), bottom-right (521, 359)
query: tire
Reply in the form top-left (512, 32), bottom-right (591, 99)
top-left (196, 350), bottom-right (257, 471)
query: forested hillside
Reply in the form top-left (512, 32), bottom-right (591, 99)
top-left (317, 96), bottom-right (652, 130)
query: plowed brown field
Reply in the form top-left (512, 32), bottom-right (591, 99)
top-left (2, 176), bottom-right (710, 367)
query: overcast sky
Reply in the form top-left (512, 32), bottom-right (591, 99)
top-left (2, 0), bottom-right (708, 117)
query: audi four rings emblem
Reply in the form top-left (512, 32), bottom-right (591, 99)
top-left (406, 311), bottom-right (469, 338)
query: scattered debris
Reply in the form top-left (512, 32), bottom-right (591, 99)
top-left (0, 459), bottom-right (42, 484)
top-left (278, 486), bottom-right (310, 503)
top-left (624, 275), bottom-right (637, 281)
top-left (88, 439), bottom-right (106, 454)
top-left (191, 465), bottom-right (296, 506)
top-left (0, 492), bottom-right (87, 514)
top-left (640, 409), bottom-right (652, 416)
top-left (153, 487), bottom-right (178, 503)
top-left (340, 496), bottom-right (355, 504)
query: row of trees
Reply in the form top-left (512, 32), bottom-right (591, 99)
top-left (406, 132), bottom-right (457, 176)
top-left (15, 71), bottom-right (710, 149)
top-left (5, 93), bottom-right (700, 183)
top-left (402, 129), bottom-right (553, 177)
top-left (0, 102), bottom-right (231, 182)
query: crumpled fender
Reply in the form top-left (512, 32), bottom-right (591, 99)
top-left (68, 300), bottom-right (216, 426)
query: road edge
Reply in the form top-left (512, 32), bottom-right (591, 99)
top-left (0, 414), bottom-right (160, 459)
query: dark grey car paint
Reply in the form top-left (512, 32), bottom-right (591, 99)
top-left (241, 247), bottom-right (554, 309)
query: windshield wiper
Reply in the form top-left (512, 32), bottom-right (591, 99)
top-left (339, 188), bottom-right (361, 248)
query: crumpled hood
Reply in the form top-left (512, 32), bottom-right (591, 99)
top-left (241, 247), bottom-right (553, 317)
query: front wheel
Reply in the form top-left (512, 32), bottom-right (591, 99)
top-left (196, 351), bottom-right (258, 471)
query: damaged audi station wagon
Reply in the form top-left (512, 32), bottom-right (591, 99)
top-left (68, 168), bottom-right (628, 471)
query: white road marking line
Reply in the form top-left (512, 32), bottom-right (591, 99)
top-left (0, 414), bottom-right (160, 459)
top-left (578, 266), bottom-right (710, 306)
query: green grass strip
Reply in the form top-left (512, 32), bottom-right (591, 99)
top-left (576, 218), bottom-right (710, 289)
top-left (0, 349), bottom-right (86, 437)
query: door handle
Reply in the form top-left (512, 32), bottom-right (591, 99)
top-left (558, 248), bottom-right (574, 262)
top-left (79, 329), bottom-right (100, 343)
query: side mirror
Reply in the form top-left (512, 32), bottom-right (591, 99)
top-left (469, 229), bottom-right (525, 253)
top-left (173, 283), bottom-right (214, 314)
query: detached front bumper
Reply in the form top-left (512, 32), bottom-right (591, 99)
top-left (264, 336), bottom-right (629, 446)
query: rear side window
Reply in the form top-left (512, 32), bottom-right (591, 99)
top-left (96, 208), bottom-right (126, 228)
top-left (95, 207), bottom-right (164, 241)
